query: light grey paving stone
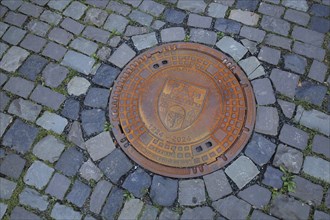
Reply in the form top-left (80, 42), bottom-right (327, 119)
top-left (26, 20), bottom-right (50, 37)
top-left (181, 207), bottom-right (215, 220)
top-left (20, 34), bottom-right (47, 53)
top-left (164, 8), bottom-right (186, 24)
top-left (229, 10), bottom-right (260, 26)
top-left (40, 10), bottom-right (62, 25)
top-left (282, 0), bottom-right (308, 12)
top-left (61, 18), bottom-right (84, 35)
top-left (0, 42), bottom-right (8, 58)
top-left (212, 195), bottom-right (251, 220)
top-left (283, 54), bottom-right (307, 75)
top-left (2, 26), bottom-right (26, 46)
top-left (252, 78), bottom-right (276, 105)
top-left (225, 156), bottom-right (259, 189)
top-left (264, 34), bottom-right (292, 51)
top-left (85, 0), bottom-right (108, 8)
top-left (0, 113), bottom-right (12, 138)
top-left (139, 204), bottom-right (158, 220)
top-left (122, 168), bottom-right (152, 198)
top-left (190, 29), bottom-right (217, 45)
top-left (84, 8), bottom-right (108, 27)
top-left (10, 206), bottom-right (41, 220)
top-left (86, 132), bottom-right (115, 161)
top-left (150, 175), bottom-right (178, 206)
top-left (139, 0), bottom-right (165, 16)
top-left (0, 46), bottom-right (29, 72)
top-left (203, 170), bottom-right (232, 201)
top-left (63, 1), bottom-right (87, 20)
top-left (250, 210), bottom-right (277, 220)
top-left (177, 0), bottom-right (206, 13)
top-left (68, 121), bottom-right (86, 149)
top-left (1, 0), bottom-right (23, 10)
top-left (51, 203), bottom-right (82, 220)
top-left (67, 76), bottom-right (90, 96)
top-left (90, 180), bottom-right (112, 214)
top-left (36, 111), bottom-right (68, 134)
top-left (104, 14), bottom-right (129, 34)
top-left (123, 0), bottom-right (142, 7)
top-left (24, 161), bottom-right (54, 190)
top-left (188, 14), bottom-right (212, 28)
top-left (255, 106), bottom-right (279, 136)
top-left (109, 43), bottom-right (136, 68)
top-left (3, 77), bottom-right (34, 99)
top-left (309, 60), bottom-right (327, 82)
top-left (312, 135), bottom-right (330, 158)
top-left (66, 180), bottom-right (91, 208)
top-left (48, 0), bottom-right (71, 11)
top-left (33, 135), bottom-right (65, 163)
top-left (0, 22), bottom-right (9, 37)
top-left (118, 199), bottom-right (144, 220)
top-left (260, 15), bottom-right (290, 36)
top-left (129, 10), bottom-right (153, 26)
top-left (124, 25), bottom-right (149, 37)
top-left (161, 27), bottom-right (185, 42)
top-left (0, 72), bottom-right (8, 87)
top-left (179, 179), bottom-right (205, 206)
top-left (84, 87), bottom-right (109, 109)
top-left (284, 9), bottom-right (310, 26)
top-left (0, 203), bottom-right (7, 219)
top-left (216, 36), bottom-right (247, 61)
top-left (289, 176), bottom-right (323, 206)
top-left (293, 41), bottom-right (325, 61)
top-left (240, 26), bottom-right (265, 43)
top-left (45, 173), bottom-right (70, 200)
top-left (0, 154), bottom-right (26, 180)
top-left (8, 98), bottom-right (42, 122)
top-left (152, 20), bottom-right (165, 30)
top-left (273, 144), bottom-right (303, 174)
top-left (79, 159), bottom-right (103, 182)
top-left (30, 85), bottom-right (65, 110)
top-left (279, 124), bottom-right (308, 150)
top-left (83, 26), bottom-right (110, 44)
top-left (0, 5), bottom-right (8, 18)
top-left (4, 11), bottom-right (27, 27)
top-left (18, 2), bottom-right (43, 17)
top-left (0, 177), bottom-right (17, 199)
top-left (241, 39), bottom-right (258, 55)
top-left (132, 32), bottom-right (158, 50)
top-left (84, 215), bottom-right (96, 220)
top-left (42, 42), bottom-right (67, 61)
top-left (270, 69), bottom-right (299, 98)
top-left (238, 56), bottom-right (260, 75)
top-left (238, 184), bottom-right (271, 209)
top-left (278, 99), bottom-right (295, 118)
top-left (42, 63), bottom-right (68, 88)
top-left (270, 195), bottom-right (310, 220)
top-left (97, 46), bottom-right (112, 61)
top-left (107, 1), bottom-right (131, 16)
top-left (48, 27), bottom-right (73, 45)
top-left (258, 46), bottom-right (281, 65)
top-left (70, 37), bottom-right (98, 56)
top-left (292, 26), bottom-right (324, 47)
top-left (19, 187), bottom-right (48, 211)
top-left (294, 106), bottom-right (330, 136)
top-left (61, 50), bottom-right (95, 75)
top-left (207, 3), bottom-right (227, 18)
top-left (258, 2), bottom-right (284, 17)
top-left (303, 156), bottom-right (330, 183)
top-left (159, 208), bottom-right (180, 220)
top-left (314, 210), bottom-right (330, 220)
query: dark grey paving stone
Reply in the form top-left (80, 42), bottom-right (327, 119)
top-left (310, 3), bottom-right (330, 17)
top-left (283, 54), bottom-right (307, 75)
top-left (181, 207), bottom-right (215, 220)
top-left (177, 0), bottom-right (207, 13)
top-left (278, 99), bottom-right (295, 118)
top-left (42, 63), bottom-right (68, 88)
top-left (19, 187), bottom-right (49, 211)
top-left (8, 98), bottom-right (42, 122)
top-left (270, 69), bottom-right (299, 98)
top-left (212, 196), bottom-right (251, 220)
top-left (284, 9), bottom-right (310, 26)
top-left (255, 106), bottom-right (279, 136)
top-left (245, 133), bottom-right (276, 166)
top-left (30, 85), bottom-right (65, 110)
top-left (3, 76), bottom-right (34, 98)
top-left (48, 27), bottom-right (73, 45)
top-left (324, 190), bottom-right (330, 209)
top-left (51, 203), bottom-right (82, 220)
top-left (289, 176), bottom-right (323, 206)
top-left (61, 98), bottom-right (80, 120)
top-left (150, 175), bottom-right (178, 206)
top-left (90, 180), bottom-right (112, 214)
top-left (18, 2), bottom-right (43, 17)
top-left (236, 0), bottom-right (259, 10)
top-left (40, 10), bottom-right (62, 25)
top-left (0, 22), bottom-right (9, 37)
top-left (2, 119), bottom-right (39, 154)
top-left (179, 179), bottom-right (206, 206)
top-left (18, 54), bottom-right (48, 81)
top-left (107, 1), bottom-right (131, 16)
top-left (314, 210), bottom-right (330, 220)
top-left (24, 160), bottom-right (54, 190)
top-left (303, 156), bottom-right (330, 183)
top-left (309, 16), bottom-right (330, 34)
top-left (139, 204), bottom-right (158, 220)
top-left (293, 41), bottom-right (325, 61)
top-left (92, 64), bottom-right (120, 88)
top-left (0, 177), bottom-right (17, 199)
top-left (68, 121), bottom-right (86, 150)
top-left (0, 5), bottom-right (8, 18)
top-left (101, 187), bottom-right (124, 220)
top-left (0, 72), bottom-right (8, 87)
top-left (252, 78), bottom-right (276, 105)
top-left (214, 18), bottom-right (241, 34)
top-left (47, 0), bottom-right (71, 11)
top-left (129, 10), bottom-right (153, 26)
top-left (0, 112), bottom-right (12, 137)
top-left (279, 124), bottom-right (308, 150)
top-left (66, 180), bottom-right (91, 208)
top-left (99, 149), bottom-right (133, 184)
top-left (20, 34), bottom-right (47, 53)
top-left (10, 206), bottom-right (41, 220)
top-left (258, 2), bottom-right (284, 17)
top-left (123, 0), bottom-right (142, 7)
top-left (188, 14), bottom-right (212, 28)
top-left (258, 46), bottom-right (281, 65)
top-left (61, 18), bottom-right (85, 35)
top-left (203, 170), bottom-right (232, 201)
top-left (84, 8), bottom-right (108, 27)
top-left (69, 37), bottom-right (98, 56)
top-left (45, 173), bottom-right (71, 200)
top-left (190, 29), bottom-right (217, 45)
top-left (240, 26), bottom-right (265, 43)
top-left (164, 8), bottom-right (186, 24)
top-left (139, 0), bottom-right (165, 16)
top-left (281, 0), bottom-right (308, 11)
top-left (123, 168), bottom-right (151, 198)
top-left (295, 81), bottom-right (327, 106)
top-left (2, 26), bottom-right (26, 45)
top-left (262, 166), bottom-right (283, 189)
top-left (273, 144), bottom-right (303, 174)
top-left (159, 208), bottom-right (179, 220)
top-left (83, 26), bottom-right (110, 44)
top-left (81, 109), bottom-right (105, 137)
top-left (238, 185), bottom-right (271, 209)
top-left (4, 11), bottom-right (27, 27)
top-left (292, 26), bottom-right (324, 47)
top-left (250, 210), bottom-right (278, 220)
top-left (312, 135), bottom-right (330, 158)
top-left (104, 14), bottom-right (129, 34)
top-left (260, 15), bottom-right (290, 36)
top-left (1, 0), bottom-right (23, 10)
top-left (308, 60), bottom-right (327, 83)
top-left (84, 87), bottom-right (110, 109)
top-left (0, 92), bottom-right (10, 111)
top-left (0, 203), bottom-right (7, 219)
top-left (33, 135), bottom-right (65, 163)
top-left (26, 20), bottom-right (50, 37)
top-left (63, 1), bottom-right (87, 20)
top-left (42, 42), bottom-right (67, 61)
top-left (55, 147), bottom-right (84, 177)
top-left (0, 42), bottom-right (8, 58)
top-left (270, 195), bottom-right (310, 220)
top-left (0, 154), bottom-right (26, 180)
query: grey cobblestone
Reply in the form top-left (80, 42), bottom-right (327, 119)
top-left (8, 98), bottom-right (42, 122)
top-left (308, 60), bottom-right (327, 82)
top-left (214, 18), bottom-right (241, 34)
top-left (4, 12), bottom-right (27, 27)
top-left (216, 36), bottom-right (247, 61)
top-left (293, 41), bottom-right (325, 61)
top-left (40, 10), bottom-right (62, 25)
top-left (188, 14), bottom-right (212, 28)
top-left (24, 160), bottom-right (54, 190)
top-left (207, 3), bottom-right (227, 18)
top-left (139, 0), bottom-right (165, 17)
top-left (61, 18), bottom-right (84, 35)
top-left (177, 0), bottom-right (206, 13)
top-left (27, 20), bottom-right (50, 37)
top-left (284, 9), bottom-right (310, 26)
top-left (190, 29), bottom-right (217, 45)
top-left (303, 156), bottom-right (330, 183)
top-left (129, 10), bottom-right (153, 26)
top-left (19, 187), bottom-right (49, 211)
top-left (260, 15), bottom-right (290, 36)
top-left (212, 196), bottom-right (251, 220)
top-left (258, 2), bottom-right (284, 17)
top-left (0, 153), bottom-right (25, 180)
top-left (83, 26), bottom-right (110, 44)
top-left (42, 42), bottom-right (67, 61)
top-left (30, 85), bottom-right (65, 110)
top-left (3, 76), bottom-right (34, 98)
top-left (240, 26), bottom-right (265, 43)
top-left (107, 1), bottom-right (131, 16)
top-left (18, 2), bottom-right (43, 18)
top-left (255, 106), bottom-right (279, 136)
top-left (90, 180), bottom-right (112, 214)
top-left (273, 144), bottom-right (303, 174)
top-left (45, 173), bottom-right (70, 199)
top-left (132, 32), bottom-right (158, 50)
top-left (265, 33), bottom-right (292, 50)
top-left (229, 10), bottom-right (259, 26)
top-left (20, 34), bottom-right (47, 53)
top-left (109, 43), bottom-right (136, 68)
top-left (270, 195), bottom-right (310, 220)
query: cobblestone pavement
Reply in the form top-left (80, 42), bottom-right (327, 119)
top-left (0, 0), bottom-right (330, 219)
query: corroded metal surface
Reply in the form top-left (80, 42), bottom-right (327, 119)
top-left (109, 42), bottom-right (256, 178)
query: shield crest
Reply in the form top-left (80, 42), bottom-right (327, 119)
top-left (158, 79), bottom-right (207, 131)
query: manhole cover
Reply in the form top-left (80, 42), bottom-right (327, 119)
top-left (109, 43), bottom-right (256, 178)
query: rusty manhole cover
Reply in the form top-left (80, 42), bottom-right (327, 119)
top-left (109, 43), bottom-right (256, 178)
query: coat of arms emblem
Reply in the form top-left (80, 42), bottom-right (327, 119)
top-left (158, 79), bottom-right (207, 131)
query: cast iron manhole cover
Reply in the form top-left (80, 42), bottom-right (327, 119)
top-left (109, 43), bottom-right (256, 178)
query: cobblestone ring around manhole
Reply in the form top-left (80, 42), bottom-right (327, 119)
top-left (109, 42), bottom-right (256, 178)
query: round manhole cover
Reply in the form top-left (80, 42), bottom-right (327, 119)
top-left (109, 43), bottom-right (256, 178)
